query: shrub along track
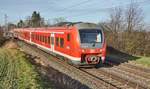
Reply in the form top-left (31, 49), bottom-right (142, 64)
top-left (16, 39), bottom-right (150, 89)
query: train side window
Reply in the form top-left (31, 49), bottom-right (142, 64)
top-left (33, 34), bottom-right (34, 39)
top-left (44, 36), bottom-right (45, 42)
top-left (40, 35), bottom-right (41, 41)
top-left (36, 35), bottom-right (38, 40)
top-left (45, 36), bottom-right (46, 43)
top-left (35, 34), bottom-right (36, 40)
top-left (45, 36), bottom-right (47, 43)
top-left (48, 36), bottom-right (50, 44)
top-left (42, 36), bottom-right (44, 42)
top-left (37, 35), bottom-right (38, 40)
top-left (36, 34), bottom-right (37, 40)
top-left (32, 34), bottom-right (34, 39)
top-left (41, 36), bottom-right (42, 42)
top-left (67, 33), bottom-right (70, 41)
top-left (34, 34), bottom-right (35, 40)
top-left (44, 36), bottom-right (46, 43)
top-left (41, 35), bottom-right (43, 42)
top-left (31, 34), bottom-right (33, 39)
top-left (39, 35), bottom-right (40, 41)
top-left (34, 34), bottom-right (36, 40)
top-left (56, 37), bottom-right (59, 46)
top-left (60, 38), bottom-right (64, 47)
top-left (43, 36), bottom-right (45, 42)
top-left (38, 35), bottom-right (39, 41)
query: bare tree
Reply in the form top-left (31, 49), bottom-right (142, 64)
top-left (124, 2), bottom-right (144, 54)
top-left (125, 2), bottom-right (144, 33)
top-left (110, 8), bottom-right (123, 32)
top-left (101, 1), bottom-right (149, 56)
top-left (105, 7), bottom-right (124, 49)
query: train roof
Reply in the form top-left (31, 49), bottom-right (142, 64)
top-left (53, 22), bottom-right (101, 29)
top-left (75, 23), bottom-right (101, 30)
top-left (13, 22), bottom-right (101, 32)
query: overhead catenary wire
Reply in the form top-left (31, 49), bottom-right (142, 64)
top-left (58, 0), bottom-right (150, 19)
top-left (45, 0), bottom-right (148, 20)
top-left (39, 0), bottom-right (150, 23)
top-left (42, 0), bottom-right (91, 14)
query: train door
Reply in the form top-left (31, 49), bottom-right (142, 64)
top-left (66, 33), bottom-right (71, 55)
top-left (51, 33), bottom-right (55, 52)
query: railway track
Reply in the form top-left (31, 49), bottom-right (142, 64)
top-left (104, 61), bottom-right (150, 89)
top-left (105, 59), bottom-right (150, 80)
top-left (121, 63), bottom-right (150, 74)
top-left (99, 67), bottom-right (149, 89)
top-left (16, 40), bottom-right (149, 89)
top-left (80, 68), bottom-right (134, 89)
top-left (81, 63), bottom-right (150, 89)
top-left (117, 63), bottom-right (150, 80)
top-left (17, 40), bottom-right (119, 89)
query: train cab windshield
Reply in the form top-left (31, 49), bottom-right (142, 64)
top-left (79, 29), bottom-right (103, 48)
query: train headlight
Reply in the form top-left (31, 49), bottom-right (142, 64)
top-left (66, 46), bottom-right (70, 49)
top-left (101, 56), bottom-right (105, 63)
top-left (100, 49), bottom-right (102, 52)
top-left (82, 49), bottom-right (85, 52)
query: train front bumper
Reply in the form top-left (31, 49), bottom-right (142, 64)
top-left (71, 56), bottom-right (105, 66)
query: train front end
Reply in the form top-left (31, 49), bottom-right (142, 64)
top-left (75, 23), bottom-right (106, 66)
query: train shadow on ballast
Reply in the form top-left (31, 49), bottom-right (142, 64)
top-left (95, 46), bottom-right (141, 68)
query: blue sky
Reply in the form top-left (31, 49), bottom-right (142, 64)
top-left (0, 0), bottom-right (150, 25)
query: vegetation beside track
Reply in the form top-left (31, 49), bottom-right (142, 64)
top-left (0, 48), bottom-right (53, 89)
top-left (107, 46), bottom-right (150, 68)
top-left (0, 37), bottom-right (7, 46)
top-left (130, 56), bottom-right (150, 68)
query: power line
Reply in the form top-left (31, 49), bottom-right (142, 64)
top-left (42, 0), bottom-right (92, 15)
top-left (62, 0), bottom-right (91, 10)
top-left (60, 0), bottom-right (150, 19)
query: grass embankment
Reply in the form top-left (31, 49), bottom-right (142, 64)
top-left (130, 56), bottom-right (150, 68)
top-left (0, 48), bottom-right (52, 89)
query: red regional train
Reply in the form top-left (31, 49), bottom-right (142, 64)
top-left (13, 22), bottom-right (106, 67)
